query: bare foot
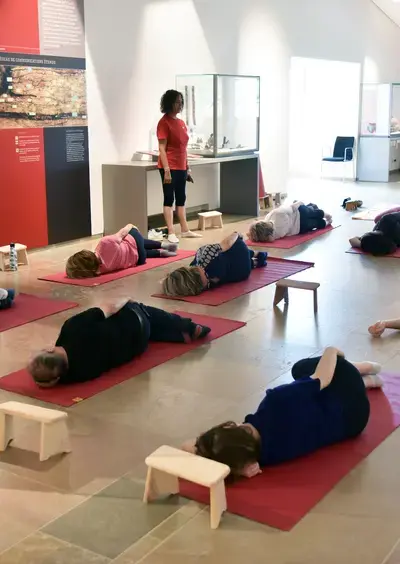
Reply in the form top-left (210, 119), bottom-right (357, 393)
top-left (368, 321), bottom-right (386, 338)
top-left (363, 374), bottom-right (384, 389)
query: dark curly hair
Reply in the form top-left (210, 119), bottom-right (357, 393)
top-left (160, 90), bottom-right (184, 114)
top-left (360, 231), bottom-right (396, 256)
top-left (195, 421), bottom-right (261, 477)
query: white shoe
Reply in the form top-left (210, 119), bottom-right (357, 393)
top-left (167, 233), bottom-right (179, 244)
top-left (148, 229), bottom-right (164, 241)
top-left (181, 231), bottom-right (202, 238)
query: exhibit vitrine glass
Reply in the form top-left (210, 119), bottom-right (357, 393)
top-left (175, 74), bottom-right (260, 157)
top-left (359, 83), bottom-right (400, 137)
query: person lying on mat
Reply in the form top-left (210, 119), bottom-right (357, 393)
top-left (161, 232), bottom-right (267, 297)
top-left (27, 299), bottom-right (211, 387)
top-left (181, 348), bottom-right (382, 478)
top-left (247, 202), bottom-right (332, 243)
top-left (65, 224), bottom-right (178, 278)
top-left (349, 211), bottom-right (400, 256)
top-left (369, 317), bottom-right (400, 337)
top-left (0, 289), bottom-right (15, 310)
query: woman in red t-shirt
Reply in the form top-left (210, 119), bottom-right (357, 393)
top-left (157, 90), bottom-right (202, 244)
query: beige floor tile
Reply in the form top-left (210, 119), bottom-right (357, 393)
top-left (0, 532), bottom-right (110, 563)
top-left (138, 510), bottom-right (400, 564)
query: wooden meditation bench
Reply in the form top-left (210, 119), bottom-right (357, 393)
top-left (198, 211), bottom-right (223, 231)
top-left (144, 445), bottom-right (230, 529)
top-left (274, 279), bottom-right (320, 312)
top-left (0, 243), bottom-right (29, 271)
top-left (0, 401), bottom-right (71, 461)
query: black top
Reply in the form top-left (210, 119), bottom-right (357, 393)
top-left (374, 212), bottom-right (400, 246)
top-left (56, 306), bottom-right (147, 384)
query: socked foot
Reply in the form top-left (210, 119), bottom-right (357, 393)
top-left (183, 324), bottom-right (211, 343)
top-left (363, 374), bottom-right (384, 389)
top-left (353, 361), bottom-right (382, 376)
top-left (159, 249), bottom-right (178, 258)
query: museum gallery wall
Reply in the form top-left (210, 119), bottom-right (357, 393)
top-left (0, 0), bottom-right (91, 248)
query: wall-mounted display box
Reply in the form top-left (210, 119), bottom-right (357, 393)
top-left (358, 83), bottom-right (400, 182)
top-left (175, 74), bottom-right (260, 158)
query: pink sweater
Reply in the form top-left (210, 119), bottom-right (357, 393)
top-left (375, 206), bottom-right (400, 223)
top-left (96, 234), bottom-right (139, 273)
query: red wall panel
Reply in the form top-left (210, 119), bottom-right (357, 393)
top-left (0, 0), bottom-right (40, 54)
top-left (0, 128), bottom-right (48, 248)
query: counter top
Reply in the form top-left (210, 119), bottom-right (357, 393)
top-left (103, 153), bottom-right (259, 170)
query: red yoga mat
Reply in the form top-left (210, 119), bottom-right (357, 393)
top-left (38, 250), bottom-right (196, 286)
top-left (245, 225), bottom-right (338, 249)
top-left (346, 247), bottom-right (400, 258)
top-left (0, 312), bottom-right (245, 407)
top-left (153, 257), bottom-right (314, 306)
top-left (0, 294), bottom-right (78, 333)
top-left (180, 373), bottom-right (400, 531)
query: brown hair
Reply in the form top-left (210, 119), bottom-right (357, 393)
top-left (195, 422), bottom-right (261, 476)
top-left (27, 352), bottom-right (68, 388)
top-left (66, 250), bottom-right (101, 278)
top-left (248, 220), bottom-right (274, 243)
top-left (162, 266), bottom-right (204, 297)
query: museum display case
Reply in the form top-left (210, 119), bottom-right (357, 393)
top-left (358, 83), bottom-right (400, 181)
top-left (174, 74), bottom-right (260, 157)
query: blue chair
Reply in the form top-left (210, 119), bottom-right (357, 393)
top-left (321, 136), bottom-right (356, 180)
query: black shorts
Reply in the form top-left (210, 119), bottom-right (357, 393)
top-left (291, 356), bottom-right (370, 438)
top-left (159, 169), bottom-right (187, 207)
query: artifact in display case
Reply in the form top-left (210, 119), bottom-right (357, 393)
top-left (360, 83), bottom-right (400, 137)
top-left (175, 74), bottom-right (260, 157)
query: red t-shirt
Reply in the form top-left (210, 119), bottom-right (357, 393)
top-left (157, 114), bottom-right (189, 170)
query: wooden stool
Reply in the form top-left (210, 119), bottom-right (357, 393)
top-left (198, 211), bottom-right (223, 231)
top-left (0, 401), bottom-right (71, 461)
top-left (144, 445), bottom-right (230, 529)
top-left (0, 243), bottom-right (29, 271)
top-left (259, 195), bottom-right (271, 210)
top-left (274, 279), bottom-right (320, 313)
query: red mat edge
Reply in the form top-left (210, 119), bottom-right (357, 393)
top-left (37, 250), bottom-right (197, 286)
top-left (346, 247), bottom-right (400, 258)
top-left (0, 313), bottom-right (247, 407)
top-left (245, 225), bottom-right (340, 249)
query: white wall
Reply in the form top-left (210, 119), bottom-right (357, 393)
top-left (84, 0), bottom-right (400, 234)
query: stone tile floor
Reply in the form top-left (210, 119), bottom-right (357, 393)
top-left (1, 177), bottom-right (400, 562)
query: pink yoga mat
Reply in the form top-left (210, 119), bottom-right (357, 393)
top-left (0, 294), bottom-right (78, 333)
top-left (38, 251), bottom-right (196, 286)
top-left (245, 225), bottom-right (338, 249)
top-left (346, 247), bottom-right (400, 258)
top-left (180, 373), bottom-right (400, 531)
top-left (153, 257), bottom-right (314, 306)
top-left (0, 312), bottom-right (245, 406)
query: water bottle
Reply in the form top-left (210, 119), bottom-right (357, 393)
top-left (9, 243), bottom-right (18, 271)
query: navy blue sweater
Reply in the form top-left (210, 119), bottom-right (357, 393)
top-left (244, 378), bottom-right (346, 466)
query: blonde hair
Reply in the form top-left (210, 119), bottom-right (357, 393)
top-left (162, 266), bottom-right (204, 297)
top-left (248, 220), bottom-right (274, 243)
top-left (66, 250), bottom-right (101, 278)
top-left (27, 352), bottom-right (67, 388)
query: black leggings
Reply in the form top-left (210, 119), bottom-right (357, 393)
top-left (159, 169), bottom-right (187, 207)
top-left (298, 204), bottom-right (326, 234)
top-left (291, 356), bottom-right (370, 438)
top-left (129, 228), bottom-right (162, 265)
top-left (127, 301), bottom-right (201, 343)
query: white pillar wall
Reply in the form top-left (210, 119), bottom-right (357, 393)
top-left (84, 0), bottom-right (400, 234)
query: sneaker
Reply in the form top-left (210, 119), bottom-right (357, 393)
top-left (181, 231), bottom-right (202, 238)
top-left (148, 229), bottom-right (164, 241)
top-left (167, 233), bottom-right (179, 244)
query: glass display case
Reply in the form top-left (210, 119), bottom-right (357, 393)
top-left (175, 74), bottom-right (260, 157)
top-left (359, 83), bottom-right (400, 137)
